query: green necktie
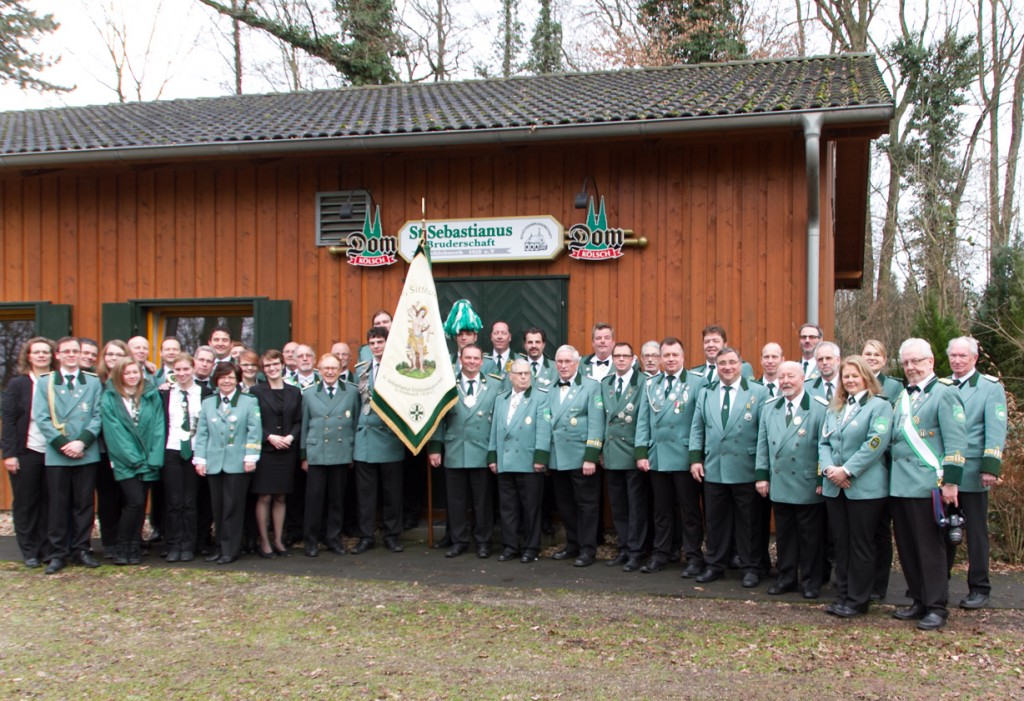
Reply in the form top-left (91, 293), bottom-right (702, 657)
top-left (721, 385), bottom-right (732, 426)
top-left (616, 377), bottom-right (623, 400)
top-left (785, 401), bottom-right (793, 426)
top-left (179, 390), bottom-right (192, 459)
top-left (65, 374), bottom-right (75, 392)
top-left (466, 379), bottom-right (475, 396)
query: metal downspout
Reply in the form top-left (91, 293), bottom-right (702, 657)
top-left (802, 113), bottom-right (824, 326)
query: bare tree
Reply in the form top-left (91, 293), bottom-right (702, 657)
top-left (397, 0), bottom-right (470, 82)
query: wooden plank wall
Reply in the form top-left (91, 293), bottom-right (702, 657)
top-left (1, 131), bottom-right (833, 372)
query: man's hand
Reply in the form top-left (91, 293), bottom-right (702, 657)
top-left (690, 463), bottom-right (705, 482)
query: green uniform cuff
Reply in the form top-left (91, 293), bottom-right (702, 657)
top-left (583, 446), bottom-right (600, 463)
top-left (299, 449), bottom-right (307, 461)
top-left (50, 435), bottom-right (69, 450)
top-left (754, 469), bottom-right (769, 482)
top-left (942, 465), bottom-right (964, 486)
top-left (486, 450), bottom-right (497, 465)
top-left (688, 449), bottom-right (703, 465)
top-left (79, 430), bottom-right (96, 448)
top-left (427, 440), bottom-right (443, 455)
top-left (634, 446), bottom-right (649, 460)
top-left (981, 456), bottom-right (1002, 477)
top-left (534, 450), bottom-right (549, 466)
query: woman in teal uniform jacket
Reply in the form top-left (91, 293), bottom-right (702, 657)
top-left (818, 356), bottom-right (893, 618)
top-left (194, 362), bottom-right (262, 564)
top-left (100, 357), bottom-right (166, 565)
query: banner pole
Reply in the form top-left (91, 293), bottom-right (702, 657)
top-left (422, 196), bottom-right (434, 549)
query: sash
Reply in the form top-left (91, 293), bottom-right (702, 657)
top-left (898, 390), bottom-right (941, 481)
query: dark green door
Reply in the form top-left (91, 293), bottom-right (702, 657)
top-left (435, 276), bottom-right (568, 358)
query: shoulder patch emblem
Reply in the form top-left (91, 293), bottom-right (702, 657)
top-left (873, 415), bottom-right (889, 434)
top-left (869, 436), bottom-right (881, 450)
top-left (952, 404), bottom-right (966, 423)
top-left (995, 404), bottom-right (1007, 421)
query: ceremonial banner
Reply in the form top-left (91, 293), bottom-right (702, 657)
top-left (371, 239), bottom-right (458, 454)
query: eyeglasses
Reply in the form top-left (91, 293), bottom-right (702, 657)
top-left (901, 357), bottom-right (932, 367)
top-left (799, 334), bottom-right (821, 340)
top-left (611, 354), bottom-right (632, 359)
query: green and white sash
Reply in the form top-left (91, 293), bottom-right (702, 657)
top-left (898, 389), bottom-right (941, 481)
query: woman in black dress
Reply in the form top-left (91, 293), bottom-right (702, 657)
top-left (250, 349), bottom-right (302, 557)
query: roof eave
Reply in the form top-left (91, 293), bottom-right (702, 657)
top-left (0, 104), bottom-right (893, 170)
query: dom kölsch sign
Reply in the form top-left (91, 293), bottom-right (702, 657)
top-left (397, 216), bottom-right (564, 264)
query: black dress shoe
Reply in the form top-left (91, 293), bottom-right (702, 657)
top-left (217, 554), bottom-right (238, 565)
top-left (640, 559), bottom-right (665, 574)
top-left (258, 547), bottom-right (278, 559)
top-left (695, 568), bottom-right (721, 583)
top-left (680, 562), bottom-right (703, 578)
top-left (917, 612), bottom-right (947, 630)
top-left (520, 550), bottom-right (539, 563)
top-left (327, 541), bottom-right (347, 556)
top-left (352, 538), bottom-right (375, 554)
top-left (573, 553), bottom-right (595, 567)
top-left (668, 550), bottom-right (682, 563)
top-left (445, 544), bottom-right (469, 558)
top-left (893, 603), bottom-right (928, 621)
top-left (165, 550), bottom-right (181, 563)
top-left (829, 604), bottom-right (861, 618)
top-left (552, 547), bottom-right (580, 561)
top-left (741, 572), bottom-right (760, 588)
top-left (304, 545), bottom-right (319, 558)
top-left (432, 535), bottom-right (453, 549)
top-left (870, 592), bottom-right (885, 601)
top-left (384, 538), bottom-right (404, 553)
top-left (802, 589), bottom-right (820, 600)
top-left (477, 545), bottom-right (491, 559)
top-left (75, 551), bottom-right (101, 568)
top-left (205, 551), bottom-right (223, 562)
top-left (496, 547), bottom-right (519, 562)
top-left (622, 557), bottom-right (642, 572)
top-left (767, 582), bottom-right (796, 595)
top-left (272, 544), bottom-right (290, 557)
top-left (960, 592), bottom-right (990, 609)
top-left (24, 557), bottom-right (41, 569)
top-left (45, 557), bottom-right (66, 574)
top-left (180, 551), bottom-right (194, 562)
top-left (606, 551), bottom-right (629, 567)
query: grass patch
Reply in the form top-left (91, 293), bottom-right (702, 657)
top-left (1, 564), bottom-right (1022, 699)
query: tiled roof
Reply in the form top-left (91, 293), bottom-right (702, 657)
top-left (0, 54), bottom-right (891, 158)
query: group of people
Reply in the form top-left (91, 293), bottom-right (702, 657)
top-left (1, 310), bottom-right (1007, 632)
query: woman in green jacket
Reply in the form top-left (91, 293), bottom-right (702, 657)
top-left (100, 357), bottom-right (166, 565)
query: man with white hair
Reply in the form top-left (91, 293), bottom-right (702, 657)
top-left (890, 338), bottom-right (967, 630)
top-left (640, 341), bottom-right (661, 376)
top-left (945, 336), bottom-right (1007, 610)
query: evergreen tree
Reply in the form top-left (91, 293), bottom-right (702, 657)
top-left (973, 240), bottom-right (1024, 397)
top-left (910, 291), bottom-right (963, 379)
top-left (638, 0), bottom-right (746, 64)
top-left (0, 0), bottom-right (67, 92)
top-left (527, 0), bottom-right (562, 74)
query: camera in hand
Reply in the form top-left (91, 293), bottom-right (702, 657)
top-left (946, 511), bottom-right (966, 545)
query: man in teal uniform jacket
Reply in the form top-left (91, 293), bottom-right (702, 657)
top-left (755, 361), bottom-right (828, 598)
top-left (600, 341), bottom-right (648, 572)
top-left (539, 345), bottom-right (606, 567)
top-left (890, 338), bottom-right (968, 631)
top-left (428, 344), bottom-right (498, 558)
top-left (689, 346), bottom-right (769, 586)
top-left (34, 337), bottom-right (104, 574)
top-left (690, 325), bottom-right (754, 384)
top-left (946, 336), bottom-right (1007, 610)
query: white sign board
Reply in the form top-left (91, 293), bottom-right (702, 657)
top-left (397, 216), bottom-right (564, 264)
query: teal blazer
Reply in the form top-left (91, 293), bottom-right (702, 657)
top-left (428, 374), bottom-right (500, 468)
top-left (301, 381), bottom-right (359, 466)
top-left (890, 377), bottom-right (967, 498)
top-left (688, 377), bottom-right (768, 484)
top-left (952, 371), bottom-right (1007, 490)
top-left (599, 371), bottom-right (643, 471)
top-left (634, 371), bottom-right (705, 471)
top-left (99, 382), bottom-right (166, 482)
top-left (877, 373), bottom-right (905, 406)
top-left (353, 366), bottom-right (406, 463)
top-left (194, 390), bottom-right (262, 474)
top-left (538, 374), bottom-right (605, 469)
top-left (818, 393), bottom-right (893, 500)
top-left (32, 370), bottom-right (103, 466)
top-left (754, 392), bottom-right (827, 505)
top-left (487, 387), bottom-right (551, 473)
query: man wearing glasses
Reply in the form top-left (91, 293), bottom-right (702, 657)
top-left (797, 323), bottom-right (823, 380)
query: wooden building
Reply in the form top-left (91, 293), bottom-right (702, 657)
top-left (0, 54), bottom-right (892, 508)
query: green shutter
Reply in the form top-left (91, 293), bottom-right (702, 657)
top-left (254, 299), bottom-right (291, 353)
top-left (102, 302), bottom-right (139, 343)
top-left (35, 302), bottom-right (72, 340)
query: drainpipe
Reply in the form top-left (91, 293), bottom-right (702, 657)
top-left (802, 113), bottom-right (824, 326)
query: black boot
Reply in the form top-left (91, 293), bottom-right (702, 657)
top-left (112, 544), bottom-right (128, 566)
top-left (127, 542), bottom-right (142, 565)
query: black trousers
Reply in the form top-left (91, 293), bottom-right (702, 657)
top-left (773, 500), bottom-right (825, 593)
top-left (284, 462), bottom-right (307, 541)
top-left (703, 481), bottom-right (759, 574)
top-left (756, 492), bottom-right (773, 573)
top-left (355, 461), bottom-right (403, 540)
top-left (46, 462), bottom-right (97, 559)
top-left (305, 463), bottom-right (349, 548)
top-left (497, 471), bottom-right (544, 553)
top-left (116, 476), bottom-right (148, 548)
top-left (872, 498), bottom-right (894, 597)
top-left (650, 470), bottom-right (702, 564)
top-left (551, 468), bottom-right (600, 556)
top-left (445, 467), bottom-right (494, 547)
top-left (162, 449), bottom-right (199, 553)
top-left (94, 453), bottom-right (122, 548)
top-left (9, 450), bottom-right (49, 560)
top-left (892, 496), bottom-right (949, 616)
top-left (606, 469), bottom-right (649, 558)
top-left (946, 489), bottom-right (991, 596)
top-left (208, 471), bottom-right (252, 559)
top-left (828, 493), bottom-right (887, 609)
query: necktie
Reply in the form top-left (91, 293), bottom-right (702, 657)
top-left (466, 379), bottom-right (475, 396)
top-left (507, 394), bottom-right (520, 424)
top-left (327, 385), bottom-right (335, 399)
top-left (531, 361), bottom-right (539, 376)
top-left (65, 374), bottom-right (75, 392)
top-left (180, 390), bottom-right (192, 459)
top-left (954, 378), bottom-right (964, 388)
top-left (616, 376), bottom-right (623, 400)
top-left (907, 385), bottom-right (920, 394)
top-left (707, 365), bottom-right (716, 381)
top-left (785, 401), bottom-right (793, 426)
top-left (825, 382), bottom-right (834, 401)
top-left (558, 380), bottom-right (571, 387)
top-left (766, 382), bottom-right (775, 397)
top-left (721, 385), bottom-right (732, 426)
top-left (596, 359), bottom-right (610, 367)
top-left (665, 374), bottom-right (675, 389)
top-left (222, 395), bottom-right (231, 404)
